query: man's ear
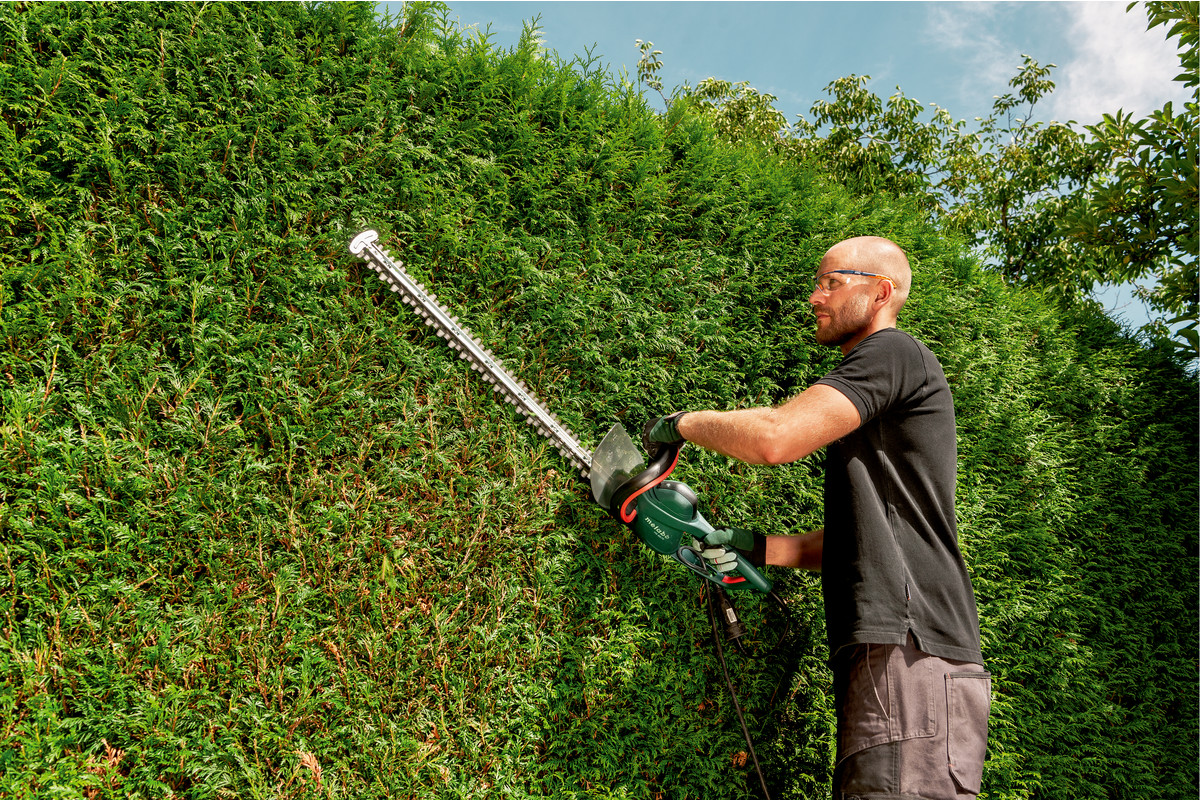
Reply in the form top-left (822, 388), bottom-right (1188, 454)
top-left (873, 278), bottom-right (894, 310)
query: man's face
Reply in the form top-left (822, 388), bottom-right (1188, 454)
top-left (809, 268), bottom-right (875, 348)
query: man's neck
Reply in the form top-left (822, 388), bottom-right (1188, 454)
top-left (840, 322), bottom-right (898, 356)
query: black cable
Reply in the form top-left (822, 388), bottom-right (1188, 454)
top-left (705, 585), bottom-right (799, 800)
top-left (707, 584), bottom-right (772, 799)
top-left (764, 590), bottom-right (795, 708)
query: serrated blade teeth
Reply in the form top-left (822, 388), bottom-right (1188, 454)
top-left (349, 230), bottom-right (593, 479)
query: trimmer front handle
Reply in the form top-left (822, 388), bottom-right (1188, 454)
top-left (609, 440), bottom-right (684, 525)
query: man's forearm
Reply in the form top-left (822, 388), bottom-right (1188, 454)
top-left (676, 407), bottom-right (781, 464)
top-left (674, 385), bottom-right (861, 466)
top-left (765, 529), bottom-right (823, 571)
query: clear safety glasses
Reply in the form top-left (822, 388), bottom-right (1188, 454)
top-left (813, 269), bottom-right (897, 295)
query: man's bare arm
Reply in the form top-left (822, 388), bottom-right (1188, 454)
top-left (676, 384), bottom-right (860, 465)
top-left (766, 529), bottom-right (823, 571)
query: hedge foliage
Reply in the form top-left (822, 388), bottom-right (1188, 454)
top-left (1, 3), bottom-right (1195, 798)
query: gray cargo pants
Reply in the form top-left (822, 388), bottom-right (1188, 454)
top-left (831, 635), bottom-right (991, 800)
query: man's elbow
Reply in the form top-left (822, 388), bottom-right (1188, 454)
top-left (743, 415), bottom-right (807, 465)
top-left (755, 437), bottom-right (808, 466)
top-left (747, 386), bottom-right (857, 466)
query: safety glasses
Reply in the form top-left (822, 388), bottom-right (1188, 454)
top-left (813, 269), bottom-right (897, 294)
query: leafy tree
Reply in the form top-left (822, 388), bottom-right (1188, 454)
top-left (674, 2), bottom-right (1197, 356)
top-left (683, 78), bottom-right (789, 149)
top-left (791, 58), bottom-right (1104, 293)
top-left (635, 38), bottom-right (788, 149)
top-left (1062, 1), bottom-right (1198, 351)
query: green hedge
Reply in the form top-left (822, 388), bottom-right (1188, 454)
top-left (1, 3), bottom-right (1195, 798)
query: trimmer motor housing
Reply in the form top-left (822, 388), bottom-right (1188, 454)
top-left (607, 442), bottom-right (772, 594)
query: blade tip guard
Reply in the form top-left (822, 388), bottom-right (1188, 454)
top-left (350, 229), bottom-right (379, 254)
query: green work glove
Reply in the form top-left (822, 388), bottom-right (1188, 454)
top-left (695, 527), bottom-right (767, 572)
top-left (641, 411), bottom-right (687, 457)
top-left (695, 527), bottom-right (756, 573)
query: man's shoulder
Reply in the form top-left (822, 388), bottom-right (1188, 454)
top-left (830, 328), bottom-right (951, 403)
top-left (850, 327), bottom-right (936, 363)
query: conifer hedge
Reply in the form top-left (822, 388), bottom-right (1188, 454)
top-left (1, 3), bottom-right (1195, 798)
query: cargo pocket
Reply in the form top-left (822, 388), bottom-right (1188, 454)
top-left (946, 671), bottom-right (991, 793)
top-left (838, 643), bottom-right (936, 763)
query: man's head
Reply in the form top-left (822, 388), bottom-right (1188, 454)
top-left (809, 236), bottom-right (911, 353)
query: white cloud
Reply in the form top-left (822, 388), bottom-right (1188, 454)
top-left (1050, 2), bottom-right (1189, 123)
top-left (923, 2), bottom-right (1188, 124)
top-left (926, 2), bottom-right (1018, 104)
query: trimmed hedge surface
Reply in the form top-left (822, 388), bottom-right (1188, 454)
top-left (2, 3), bottom-right (1195, 798)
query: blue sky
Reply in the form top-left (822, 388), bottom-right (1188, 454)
top-left (422, 2), bottom-right (1187, 125)
top-left (380, 1), bottom-right (1190, 330)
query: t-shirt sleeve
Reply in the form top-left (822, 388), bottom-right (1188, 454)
top-left (814, 331), bottom-right (927, 424)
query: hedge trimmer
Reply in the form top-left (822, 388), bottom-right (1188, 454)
top-left (348, 229), bottom-right (771, 594)
top-left (349, 230), bottom-right (791, 797)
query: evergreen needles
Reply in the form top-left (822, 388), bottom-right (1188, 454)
top-left (1, 3), bottom-right (1195, 798)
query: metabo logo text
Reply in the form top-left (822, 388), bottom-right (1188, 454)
top-left (643, 516), bottom-right (673, 548)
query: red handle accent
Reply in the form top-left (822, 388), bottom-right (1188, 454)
top-left (618, 446), bottom-right (682, 524)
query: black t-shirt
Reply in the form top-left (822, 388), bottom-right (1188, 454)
top-left (815, 328), bottom-right (983, 665)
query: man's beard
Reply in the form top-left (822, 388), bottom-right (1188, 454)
top-left (814, 293), bottom-right (872, 347)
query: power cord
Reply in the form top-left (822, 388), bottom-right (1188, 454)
top-left (705, 585), bottom-right (795, 800)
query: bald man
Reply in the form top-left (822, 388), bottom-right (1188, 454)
top-left (645, 237), bottom-right (991, 799)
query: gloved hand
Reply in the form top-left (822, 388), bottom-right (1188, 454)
top-left (694, 527), bottom-right (756, 573)
top-left (642, 411), bottom-right (687, 458)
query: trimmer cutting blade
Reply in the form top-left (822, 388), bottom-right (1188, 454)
top-left (349, 229), bottom-right (593, 477)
